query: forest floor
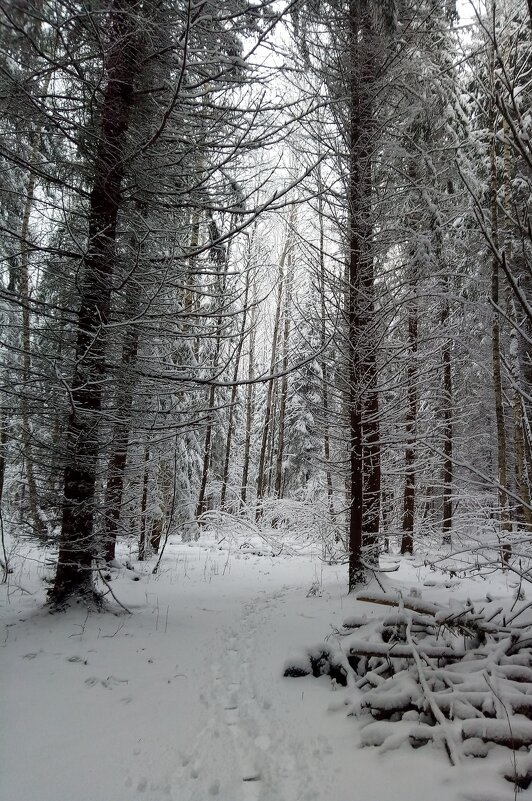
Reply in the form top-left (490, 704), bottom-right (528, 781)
top-left (1, 530), bottom-right (527, 801)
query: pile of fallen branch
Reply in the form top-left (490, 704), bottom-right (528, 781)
top-left (285, 590), bottom-right (532, 791)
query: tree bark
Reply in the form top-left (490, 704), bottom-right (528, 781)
top-left (220, 243), bottom-right (253, 510)
top-left (195, 220), bottom-right (232, 520)
top-left (240, 294), bottom-right (257, 509)
top-left (255, 228), bottom-right (290, 516)
top-left (49, 0), bottom-right (141, 607)
top-left (489, 87), bottom-right (510, 538)
top-left (441, 298), bottom-right (453, 545)
top-left (103, 282), bottom-right (140, 563)
top-left (19, 123), bottom-right (48, 541)
top-left (401, 304), bottom-right (418, 554)
top-left (317, 184), bottom-right (335, 516)
top-left (274, 237), bottom-right (294, 498)
top-left (138, 445), bottom-right (150, 561)
top-left (347, 1), bottom-right (378, 589)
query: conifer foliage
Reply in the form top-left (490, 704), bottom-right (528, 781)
top-left (0, 0), bottom-right (531, 604)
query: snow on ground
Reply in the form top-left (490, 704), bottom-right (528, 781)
top-left (1, 532), bottom-right (527, 801)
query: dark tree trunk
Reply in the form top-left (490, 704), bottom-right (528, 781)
top-left (195, 219), bottom-right (231, 520)
top-left (441, 299), bottom-right (453, 546)
top-left (220, 257), bottom-right (252, 510)
top-left (150, 517), bottom-right (163, 553)
top-left (347, 1), bottom-right (378, 590)
top-left (196, 402), bottom-right (215, 520)
top-left (401, 306), bottom-right (418, 555)
top-left (19, 141), bottom-right (46, 541)
top-left (49, 0), bottom-right (141, 608)
top-left (274, 250), bottom-right (293, 498)
top-left (317, 182), bottom-right (335, 516)
top-left (363, 348), bottom-right (380, 562)
top-left (488, 45), bottom-right (510, 543)
top-left (138, 446), bottom-right (150, 561)
top-left (255, 232), bottom-right (289, 516)
top-left (103, 285), bottom-right (140, 563)
top-left (240, 299), bottom-right (257, 508)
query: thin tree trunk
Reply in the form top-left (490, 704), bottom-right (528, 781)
top-left (220, 252), bottom-right (253, 510)
top-left (273, 253), bottom-right (293, 497)
top-left (255, 227), bottom-right (291, 516)
top-left (489, 91), bottom-right (511, 538)
top-left (186, 208), bottom-right (201, 360)
top-left (240, 297), bottom-right (257, 509)
top-left (401, 303), bottom-right (418, 554)
top-left (363, 347), bottom-right (380, 562)
top-left (509, 315), bottom-right (531, 526)
top-left (49, 0), bottom-right (141, 607)
top-left (382, 490), bottom-right (390, 553)
top-left (0, 408), bottom-right (7, 510)
top-left (19, 119), bottom-right (49, 540)
top-left (317, 186), bottom-right (335, 515)
top-left (138, 446), bottom-right (150, 561)
top-left (195, 400), bottom-right (215, 519)
top-left (264, 382), bottom-right (278, 497)
top-left (195, 222), bottom-right (232, 519)
top-left (441, 298), bottom-right (453, 545)
top-left (103, 283), bottom-right (140, 563)
top-left (501, 114), bottom-right (532, 529)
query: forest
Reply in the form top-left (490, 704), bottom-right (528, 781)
top-left (1, 2), bottom-right (532, 801)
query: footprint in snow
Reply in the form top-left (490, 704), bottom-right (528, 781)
top-left (84, 675), bottom-right (128, 689)
top-left (243, 773), bottom-right (261, 782)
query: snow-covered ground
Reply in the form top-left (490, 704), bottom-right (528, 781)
top-left (1, 533), bottom-right (528, 801)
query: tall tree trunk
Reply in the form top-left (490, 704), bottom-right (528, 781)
top-left (220, 252), bottom-right (253, 510)
top-left (186, 208), bottom-right (201, 361)
top-left (103, 282), bottom-right (140, 563)
top-left (240, 294), bottom-right (257, 509)
top-left (363, 346), bottom-right (380, 561)
top-left (441, 298), bottom-right (453, 545)
top-left (0, 408), bottom-right (7, 511)
top-left (264, 381), bottom-right (278, 497)
top-left (195, 223), bottom-right (232, 519)
top-left (489, 84), bottom-right (510, 538)
top-left (509, 313), bottom-right (532, 526)
top-left (255, 227), bottom-right (291, 515)
top-left (401, 303), bottom-right (418, 554)
top-left (501, 114), bottom-right (532, 529)
top-left (317, 189), bottom-right (335, 515)
top-left (138, 445), bottom-right (150, 561)
top-left (19, 119), bottom-right (49, 541)
top-left (274, 247), bottom-right (294, 498)
top-left (347, 1), bottom-right (377, 589)
top-left (195, 399), bottom-right (215, 519)
top-left (49, 0), bottom-right (141, 607)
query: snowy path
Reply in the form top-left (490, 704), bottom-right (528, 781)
top-left (175, 586), bottom-right (333, 801)
top-left (2, 540), bottom-right (463, 801)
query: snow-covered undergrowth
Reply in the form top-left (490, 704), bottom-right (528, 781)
top-left (2, 528), bottom-right (531, 801)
